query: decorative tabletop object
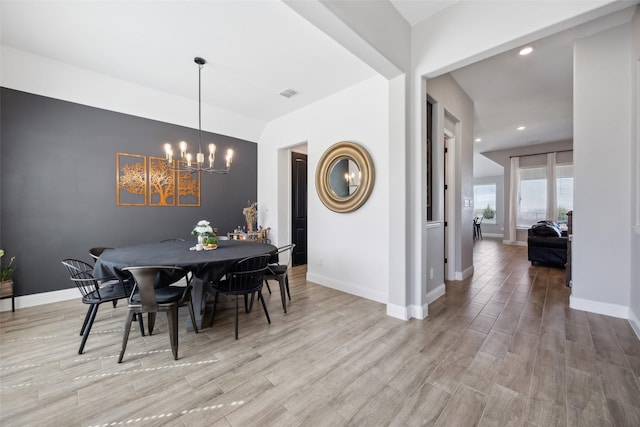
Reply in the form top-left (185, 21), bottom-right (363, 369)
top-left (243, 201), bottom-right (258, 232)
top-left (192, 220), bottom-right (214, 249)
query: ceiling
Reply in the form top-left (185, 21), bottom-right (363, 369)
top-left (1, 1), bottom-right (636, 178)
top-left (0, 1), bottom-right (377, 123)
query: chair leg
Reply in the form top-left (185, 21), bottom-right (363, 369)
top-left (148, 312), bottom-right (156, 335)
top-left (80, 305), bottom-right (94, 336)
top-left (118, 310), bottom-right (135, 363)
top-left (285, 275), bottom-right (291, 300)
top-left (248, 292), bottom-right (256, 312)
top-left (258, 291), bottom-right (271, 324)
top-left (79, 304), bottom-right (99, 354)
top-left (278, 277), bottom-right (287, 313)
top-left (135, 313), bottom-right (145, 336)
top-left (234, 295), bottom-right (239, 340)
top-left (244, 293), bottom-right (251, 313)
top-left (187, 299), bottom-right (199, 333)
top-left (167, 306), bottom-right (179, 360)
top-left (264, 280), bottom-right (272, 294)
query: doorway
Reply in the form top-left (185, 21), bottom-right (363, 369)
top-left (444, 129), bottom-right (456, 281)
top-left (291, 152), bottom-right (307, 266)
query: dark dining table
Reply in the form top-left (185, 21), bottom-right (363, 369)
top-left (93, 239), bottom-right (277, 329)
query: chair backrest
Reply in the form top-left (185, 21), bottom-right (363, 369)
top-left (62, 258), bottom-right (94, 277)
top-left (122, 266), bottom-right (186, 309)
top-left (62, 259), bottom-right (102, 299)
top-left (224, 254), bottom-right (271, 295)
top-left (276, 244), bottom-right (296, 268)
top-left (89, 247), bottom-right (113, 261)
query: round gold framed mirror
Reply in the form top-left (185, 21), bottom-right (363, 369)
top-left (316, 141), bottom-right (375, 213)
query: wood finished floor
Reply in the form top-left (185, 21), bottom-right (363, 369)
top-left (2, 238), bottom-right (640, 426)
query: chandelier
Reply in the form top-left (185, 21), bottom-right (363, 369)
top-left (164, 57), bottom-right (233, 174)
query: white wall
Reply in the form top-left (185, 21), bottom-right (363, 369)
top-left (258, 76), bottom-right (390, 304)
top-left (572, 23), bottom-right (633, 317)
top-left (629, 6), bottom-right (640, 335)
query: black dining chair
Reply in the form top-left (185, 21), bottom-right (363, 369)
top-left (208, 254), bottom-right (271, 339)
top-left (89, 247), bottom-right (118, 308)
top-left (118, 266), bottom-right (194, 362)
top-left (474, 216), bottom-right (483, 240)
top-left (62, 259), bottom-right (141, 354)
top-left (263, 243), bottom-right (296, 313)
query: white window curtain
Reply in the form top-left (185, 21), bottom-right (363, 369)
top-left (546, 152), bottom-right (557, 223)
top-left (508, 156), bottom-right (519, 242)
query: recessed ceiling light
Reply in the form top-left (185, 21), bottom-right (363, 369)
top-left (519, 46), bottom-right (534, 56)
top-left (517, 126), bottom-right (526, 131)
top-left (475, 138), bottom-right (482, 142)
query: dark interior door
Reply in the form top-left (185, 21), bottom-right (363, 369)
top-left (291, 152), bottom-right (307, 265)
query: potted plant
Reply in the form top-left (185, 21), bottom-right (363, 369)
top-left (0, 249), bottom-right (16, 298)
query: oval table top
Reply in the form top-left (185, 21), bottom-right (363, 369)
top-left (93, 239), bottom-right (277, 284)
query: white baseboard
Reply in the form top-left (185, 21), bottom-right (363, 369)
top-left (482, 233), bottom-right (504, 238)
top-left (0, 288), bottom-right (78, 312)
top-left (306, 272), bottom-right (387, 305)
top-left (503, 240), bottom-right (527, 246)
top-left (386, 303), bottom-right (409, 320)
top-left (569, 295), bottom-right (629, 319)
top-left (426, 283), bottom-right (445, 304)
top-left (408, 303), bottom-right (429, 319)
top-left (455, 265), bottom-right (474, 281)
top-left (629, 308), bottom-right (640, 340)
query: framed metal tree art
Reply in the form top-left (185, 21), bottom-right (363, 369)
top-left (148, 156), bottom-right (176, 206)
top-left (116, 153), bottom-right (147, 206)
top-left (116, 153), bottom-right (201, 207)
top-left (177, 163), bottom-right (200, 207)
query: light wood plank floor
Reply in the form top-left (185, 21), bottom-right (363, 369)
top-left (2, 238), bottom-right (640, 426)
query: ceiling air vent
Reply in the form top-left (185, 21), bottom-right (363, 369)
top-left (279, 88), bottom-right (298, 98)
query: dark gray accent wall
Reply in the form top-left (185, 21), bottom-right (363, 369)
top-left (0, 88), bottom-right (257, 296)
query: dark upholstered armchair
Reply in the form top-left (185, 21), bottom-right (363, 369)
top-left (527, 221), bottom-right (568, 267)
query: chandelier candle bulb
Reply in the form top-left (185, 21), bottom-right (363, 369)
top-left (209, 144), bottom-right (216, 168)
top-left (179, 141), bottom-right (187, 157)
top-left (226, 149), bottom-right (234, 167)
top-left (164, 144), bottom-right (173, 163)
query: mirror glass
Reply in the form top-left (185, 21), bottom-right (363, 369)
top-left (328, 157), bottom-right (360, 198)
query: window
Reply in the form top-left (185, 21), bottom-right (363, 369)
top-left (473, 184), bottom-right (496, 224)
top-left (556, 164), bottom-right (573, 225)
top-left (516, 166), bottom-right (547, 227)
top-left (515, 163), bottom-right (573, 228)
